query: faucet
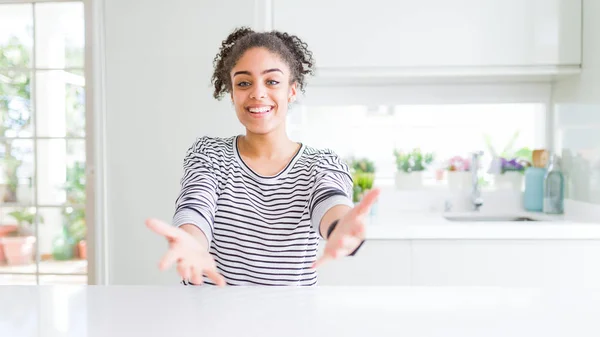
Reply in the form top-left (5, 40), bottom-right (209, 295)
top-left (471, 151), bottom-right (484, 211)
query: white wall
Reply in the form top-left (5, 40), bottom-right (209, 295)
top-left (552, 0), bottom-right (600, 209)
top-left (102, 0), bottom-right (250, 284)
top-left (97, 0), bottom-right (588, 285)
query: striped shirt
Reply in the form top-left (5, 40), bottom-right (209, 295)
top-left (172, 135), bottom-right (354, 286)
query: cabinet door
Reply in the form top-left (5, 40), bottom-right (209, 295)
top-left (273, 0), bottom-right (581, 69)
top-left (316, 240), bottom-right (411, 286)
top-left (411, 240), bottom-right (600, 288)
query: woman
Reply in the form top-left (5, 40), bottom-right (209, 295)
top-left (147, 27), bottom-right (380, 286)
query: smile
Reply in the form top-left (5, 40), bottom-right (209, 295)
top-left (246, 106), bottom-right (274, 114)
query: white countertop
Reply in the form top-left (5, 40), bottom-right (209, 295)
top-left (363, 211), bottom-right (600, 240)
top-left (1, 285), bottom-right (600, 337)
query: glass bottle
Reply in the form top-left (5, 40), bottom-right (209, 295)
top-left (543, 153), bottom-right (565, 214)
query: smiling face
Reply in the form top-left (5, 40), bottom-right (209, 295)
top-left (230, 47), bottom-right (297, 136)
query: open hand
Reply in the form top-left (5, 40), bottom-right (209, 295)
top-left (311, 188), bottom-right (381, 269)
top-left (146, 218), bottom-right (226, 286)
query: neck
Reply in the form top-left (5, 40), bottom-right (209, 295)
top-left (240, 128), bottom-right (297, 159)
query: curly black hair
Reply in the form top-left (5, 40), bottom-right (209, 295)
top-left (211, 27), bottom-right (315, 100)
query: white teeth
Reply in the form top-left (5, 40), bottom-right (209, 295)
top-left (248, 106), bottom-right (272, 113)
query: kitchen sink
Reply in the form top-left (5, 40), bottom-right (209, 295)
top-left (443, 215), bottom-right (539, 222)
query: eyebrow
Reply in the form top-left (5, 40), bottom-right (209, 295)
top-left (233, 68), bottom-right (283, 77)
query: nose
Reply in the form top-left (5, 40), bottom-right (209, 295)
top-left (250, 82), bottom-right (267, 99)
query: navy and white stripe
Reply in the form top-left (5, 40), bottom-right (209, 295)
top-left (172, 135), bottom-right (354, 286)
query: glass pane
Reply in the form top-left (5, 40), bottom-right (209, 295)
top-left (35, 2), bottom-right (84, 69)
top-left (40, 274), bottom-right (87, 285)
top-left (37, 139), bottom-right (86, 205)
top-left (36, 70), bottom-right (86, 137)
top-left (0, 139), bottom-right (34, 205)
top-left (0, 274), bottom-right (36, 285)
top-left (0, 4), bottom-right (33, 69)
top-left (0, 71), bottom-right (33, 138)
top-left (38, 207), bottom-right (87, 274)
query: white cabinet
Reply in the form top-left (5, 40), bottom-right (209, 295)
top-left (318, 239), bottom-right (600, 287)
top-left (411, 240), bottom-right (600, 288)
top-left (316, 240), bottom-right (411, 286)
top-left (273, 0), bottom-right (581, 73)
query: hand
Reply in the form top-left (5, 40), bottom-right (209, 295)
top-left (311, 188), bottom-right (381, 269)
top-left (146, 218), bottom-right (226, 286)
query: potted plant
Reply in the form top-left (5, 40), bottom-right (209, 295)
top-left (0, 221), bottom-right (18, 264)
top-left (353, 171), bottom-right (375, 203)
top-left (62, 162), bottom-right (86, 259)
top-left (445, 155), bottom-right (472, 190)
top-left (485, 131), bottom-right (532, 190)
top-left (393, 148), bottom-right (434, 189)
top-left (0, 208), bottom-right (41, 265)
top-left (493, 156), bottom-right (531, 190)
top-left (347, 157), bottom-right (377, 216)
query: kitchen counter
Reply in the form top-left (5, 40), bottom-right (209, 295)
top-left (362, 211), bottom-right (600, 240)
top-left (1, 285), bottom-right (599, 337)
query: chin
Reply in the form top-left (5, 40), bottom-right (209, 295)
top-left (245, 126), bottom-right (274, 135)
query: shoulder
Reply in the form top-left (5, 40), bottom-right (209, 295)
top-left (189, 135), bottom-right (235, 153)
top-left (184, 135), bottom-right (236, 164)
top-left (302, 144), bottom-right (350, 173)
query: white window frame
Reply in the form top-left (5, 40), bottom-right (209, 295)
top-left (0, 0), bottom-right (107, 285)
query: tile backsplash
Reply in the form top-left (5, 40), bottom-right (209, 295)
top-left (554, 103), bottom-right (600, 204)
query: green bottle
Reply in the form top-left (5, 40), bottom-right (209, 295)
top-left (543, 153), bottom-right (564, 214)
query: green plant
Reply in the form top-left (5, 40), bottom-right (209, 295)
top-left (393, 148), bottom-right (434, 173)
top-left (1, 37), bottom-right (33, 203)
top-left (346, 157), bottom-right (376, 202)
top-left (62, 161), bottom-right (86, 243)
top-left (349, 157), bottom-right (375, 174)
top-left (7, 208), bottom-right (43, 237)
top-left (352, 172), bottom-right (375, 203)
top-left (484, 130), bottom-right (533, 164)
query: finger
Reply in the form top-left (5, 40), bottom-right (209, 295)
top-left (177, 261), bottom-right (191, 281)
top-left (205, 267), bottom-right (226, 287)
top-left (352, 188), bottom-right (381, 216)
top-left (191, 265), bottom-right (204, 285)
top-left (158, 248), bottom-right (181, 271)
top-left (311, 253), bottom-right (332, 269)
top-left (311, 247), bottom-right (337, 269)
top-left (146, 218), bottom-right (181, 240)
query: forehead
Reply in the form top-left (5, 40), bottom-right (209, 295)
top-left (232, 47), bottom-right (290, 75)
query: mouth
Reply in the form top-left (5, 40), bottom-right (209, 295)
top-left (245, 105), bottom-right (274, 116)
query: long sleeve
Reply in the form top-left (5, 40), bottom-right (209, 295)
top-left (308, 152), bottom-right (354, 238)
top-left (172, 137), bottom-right (219, 244)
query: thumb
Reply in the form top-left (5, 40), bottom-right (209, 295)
top-left (352, 188), bottom-right (381, 216)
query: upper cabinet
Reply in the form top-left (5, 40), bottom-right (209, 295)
top-left (271, 0), bottom-right (581, 81)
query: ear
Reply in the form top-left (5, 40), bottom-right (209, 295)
top-left (230, 92), bottom-right (234, 103)
top-left (288, 82), bottom-right (298, 103)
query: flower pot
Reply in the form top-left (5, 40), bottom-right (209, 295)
top-left (0, 225), bottom-right (18, 264)
top-left (495, 172), bottom-right (524, 191)
top-left (395, 171), bottom-right (423, 190)
top-left (447, 171), bottom-right (472, 190)
top-left (0, 236), bottom-right (36, 265)
top-left (78, 240), bottom-right (87, 260)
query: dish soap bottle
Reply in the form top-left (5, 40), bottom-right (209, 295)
top-left (543, 153), bottom-right (564, 214)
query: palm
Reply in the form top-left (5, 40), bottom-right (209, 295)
top-left (312, 188), bottom-right (380, 268)
top-left (146, 218), bottom-right (225, 286)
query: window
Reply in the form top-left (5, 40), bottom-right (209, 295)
top-left (288, 103), bottom-right (546, 188)
top-left (0, 1), bottom-right (87, 285)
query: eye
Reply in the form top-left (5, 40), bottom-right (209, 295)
top-left (237, 81), bottom-right (251, 87)
top-left (266, 80), bottom-right (280, 85)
